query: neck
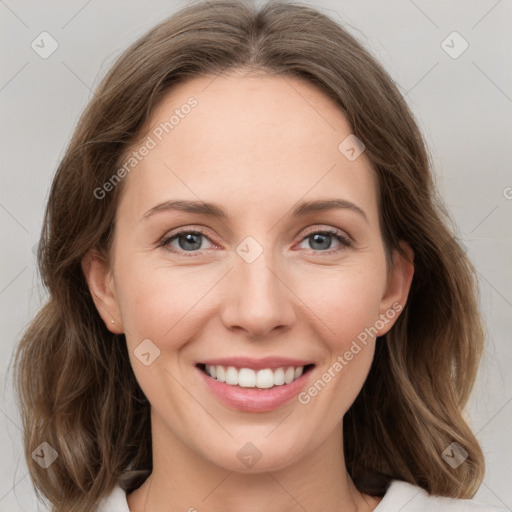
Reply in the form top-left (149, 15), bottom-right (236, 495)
top-left (127, 410), bottom-right (381, 512)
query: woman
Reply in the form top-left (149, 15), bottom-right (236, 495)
top-left (14, 1), bottom-right (506, 511)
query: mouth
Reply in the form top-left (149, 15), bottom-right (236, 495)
top-left (196, 361), bottom-right (315, 412)
top-left (196, 363), bottom-right (315, 389)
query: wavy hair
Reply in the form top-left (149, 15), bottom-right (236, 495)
top-left (13, 0), bottom-right (485, 510)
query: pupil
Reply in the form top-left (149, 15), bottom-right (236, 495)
top-left (311, 233), bottom-right (330, 250)
top-left (179, 233), bottom-right (202, 251)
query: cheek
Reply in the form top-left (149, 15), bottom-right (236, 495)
top-left (294, 264), bottom-right (385, 406)
top-left (115, 258), bottom-right (211, 352)
top-left (297, 281), bottom-right (382, 421)
top-left (296, 262), bottom-right (386, 345)
top-left (115, 262), bottom-right (208, 408)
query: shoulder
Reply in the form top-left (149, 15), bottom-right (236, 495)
top-left (96, 476), bottom-right (507, 512)
top-left (376, 480), bottom-right (507, 512)
top-left (96, 484), bottom-right (130, 512)
top-left (96, 470), bottom-right (150, 512)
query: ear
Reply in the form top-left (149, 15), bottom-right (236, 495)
top-left (376, 241), bottom-right (414, 336)
top-left (81, 248), bottom-right (124, 334)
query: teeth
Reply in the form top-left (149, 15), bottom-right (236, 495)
top-left (225, 366), bottom-right (239, 385)
top-left (284, 367), bottom-right (295, 384)
top-left (273, 368), bottom-right (285, 385)
top-left (204, 365), bottom-right (307, 388)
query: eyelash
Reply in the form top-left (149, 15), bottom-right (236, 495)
top-left (158, 226), bottom-right (352, 257)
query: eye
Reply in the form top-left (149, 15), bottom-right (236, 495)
top-left (159, 227), bottom-right (215, 256)
top-left (158, 226), bottom-right (351, 257)
top-left (296, 228), bottom-right (351, 254)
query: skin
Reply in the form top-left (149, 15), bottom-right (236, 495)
top-left (82, 70), bottom-right (414, 512)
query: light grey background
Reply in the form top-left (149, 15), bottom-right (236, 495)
top-left (1, 1), bottom-right (511, 510)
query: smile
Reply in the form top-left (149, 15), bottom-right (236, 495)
top-left (200, 363), bottom-right (314, 389)
top-left (196, 362), bottom-right (316, 413)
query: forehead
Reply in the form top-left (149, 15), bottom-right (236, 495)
top-left (117, 71), bottom-right (378, 226)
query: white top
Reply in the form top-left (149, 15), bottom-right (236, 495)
top-left (96, 474), bottom-right (507, 512)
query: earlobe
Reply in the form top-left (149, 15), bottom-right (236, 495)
top-left (81, 248), bottom-right (124, 334)
top-left (377, 241), bottom-right (414, 336)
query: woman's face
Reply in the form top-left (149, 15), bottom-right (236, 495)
top-left (85, 71), bottom-right (413, 473)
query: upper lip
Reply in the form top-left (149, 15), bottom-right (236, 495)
top-left (197, 357), bottom-right (315, 371)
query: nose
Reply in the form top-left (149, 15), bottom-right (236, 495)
top-left (220, 247), bottom-right (296, 338)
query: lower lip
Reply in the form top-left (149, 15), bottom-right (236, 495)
top-left (196, 366), bottom-right (314, 413)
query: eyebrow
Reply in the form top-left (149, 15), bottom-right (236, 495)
top-left (141, 198), bottom-right (369, 224)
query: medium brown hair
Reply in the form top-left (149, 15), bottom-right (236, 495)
top-left (13, 0), bottom-right (485, 510)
